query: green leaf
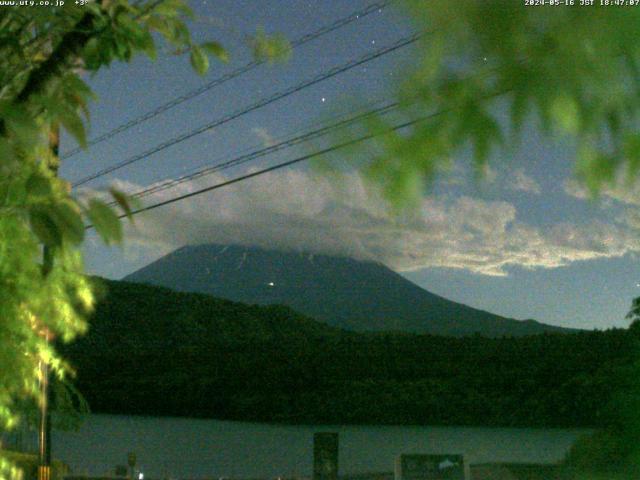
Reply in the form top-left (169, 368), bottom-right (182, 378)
top-left (62, 73), bottom-right (96, 106)
top-left (139, 29), bottom-right (157, 60)
top-left (0, 139), bottom-right (11, 161)
top-left (109, 187), bottom-right (134, 220)
top-left (190, 45), bottom-right (209, 76)
top-left (550, 95), bottom-right (580, 135)
top-left (146, 16), bottom-right (171, 37)
top-left (107, 1), bottom-right (136, 19)
top-left (26, 173), bottom-right (52, 198)
top-left (116, 12), bottom-right (139, 33)
top-left (85, 1), bottom-right (102, 16)
top-left (386, 167), bottom-right (424, 210)
top-left (58, 107), bottom-right (87, 149)
top-left (576, 144), bottom-right (619, 194)
top-left (252, 29), bottom-right (292, 64)
top-left (82, 37), bottom-right (104, 71)
top-left (85, 199), bottom-right (122, 245)
top-left (624, 133), bottom-right (640, 182)
top-left (2, 104), bottom-right (39, 146)
top-left (153, 0), bottom-right (191, 18)
top-left (173, 18), bottom-right (190, 44)
top-left (49, 201), bottom-right (85, 245)
top-left (112, 31), bottom-right (134, 61)
top-left (201, 41), bottom-right (228, 63)
top-left (29, 205), bottom-right (62, 247)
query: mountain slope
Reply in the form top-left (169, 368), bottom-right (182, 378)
top-left (63, 278), bottom-right (629, 427)
top-left (124, 243), bottom-right (573, 337)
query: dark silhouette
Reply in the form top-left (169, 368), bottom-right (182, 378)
top-left (124, 244), bottom-right (575, 337)
top-left (61, 278), bottom-right (631, 428)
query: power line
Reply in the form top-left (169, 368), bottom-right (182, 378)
top-left (118, 101), bottom-right (400, 203)
top-left (83, 82), bottom-right (513, 233)
top-left (109, 90), bottom-right (513, 223)
top-left (101, 113), bottom-right (435, 225)
top-left (122, 103), bottom-right (398, 200)
top-left (61, 1), bottom-right (393, 160)
top-left (72, 32), bottom-right (421, 188)
top-left (118, 62), bottom-right (510, 202)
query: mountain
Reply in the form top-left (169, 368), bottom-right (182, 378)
top-left (124, 243), bottom-right (574, 337)
top-left (64, 277), bottom-right (629, 427)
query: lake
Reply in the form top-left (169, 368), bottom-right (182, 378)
top-left (46, 414), bottom-right (591, 478)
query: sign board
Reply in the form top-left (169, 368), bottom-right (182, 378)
top-left (313, 432), bottom-right (339, 480)
top-left (395, 454), bottom-right (468, 480)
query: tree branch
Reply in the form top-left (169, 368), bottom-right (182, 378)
top-left (15, 13), bottom-right (95, 104)
top-left (0, 12), bottom-right (96, 137)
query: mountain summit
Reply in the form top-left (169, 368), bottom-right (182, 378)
top-left (124, 243), bottom-right (573, 337)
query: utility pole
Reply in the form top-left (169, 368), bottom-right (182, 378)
top-left (38, 123), bottom-right (59, 480)
top-left (37, 331), bottom-right (51, 480)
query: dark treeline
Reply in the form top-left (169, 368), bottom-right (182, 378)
top-left (61, 278), bottom-right (639, 428)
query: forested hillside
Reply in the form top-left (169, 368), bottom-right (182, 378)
top-left (61, 278), bottom-right (636, 427)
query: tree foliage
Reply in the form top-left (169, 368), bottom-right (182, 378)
top-left (61, 278), bottom-right (637, 430)
top-left (361, 4), bottom-right (640, 475)
top-left (364, 1), bottom-right (640, 204)
top-left (0, 2), bottom-right (289, 478)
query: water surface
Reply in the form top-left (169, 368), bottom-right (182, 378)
top-left (51, 414), bottom-right (589, 478)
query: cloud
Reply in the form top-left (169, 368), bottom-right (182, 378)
top-left (113, 170), bottom-right (640, 276)
top-left (563, 179), bottom-right (589, 201)
top-left (478, 164), bottom-right (498, 184)
top-left (252, 127), bottom-right (275, 148)
top-left (564, 175), bottom-right (640, 206)
top-left (508, 169), bottom-right (541, 194)
top-left (442, 163), bottom-right (541, 195)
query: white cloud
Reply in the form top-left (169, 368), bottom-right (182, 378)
top-left (563, 179), bottom-right (589, 201)
top-left (442, 163), bottom-right (541, 195)
top-left (479, 164), bottom-right (498, 184)
top-left (112, 170), bottom-right (640, 277)
top-left (509, 169), bottom-right (541, 195)
top-left (564, 175), bottom-right (640, 206)
top-left (251, 127), bottom-right (275, 148)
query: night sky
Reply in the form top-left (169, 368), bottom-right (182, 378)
top-left (61, 0), bottom-right (640, 331)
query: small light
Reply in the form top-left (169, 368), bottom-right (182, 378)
top-left (321, 97), bottom-right (326, 103)
top-left (268, 282), bottom-right (275, 287)
top-left (138, 474), bottom-right (143, 480)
